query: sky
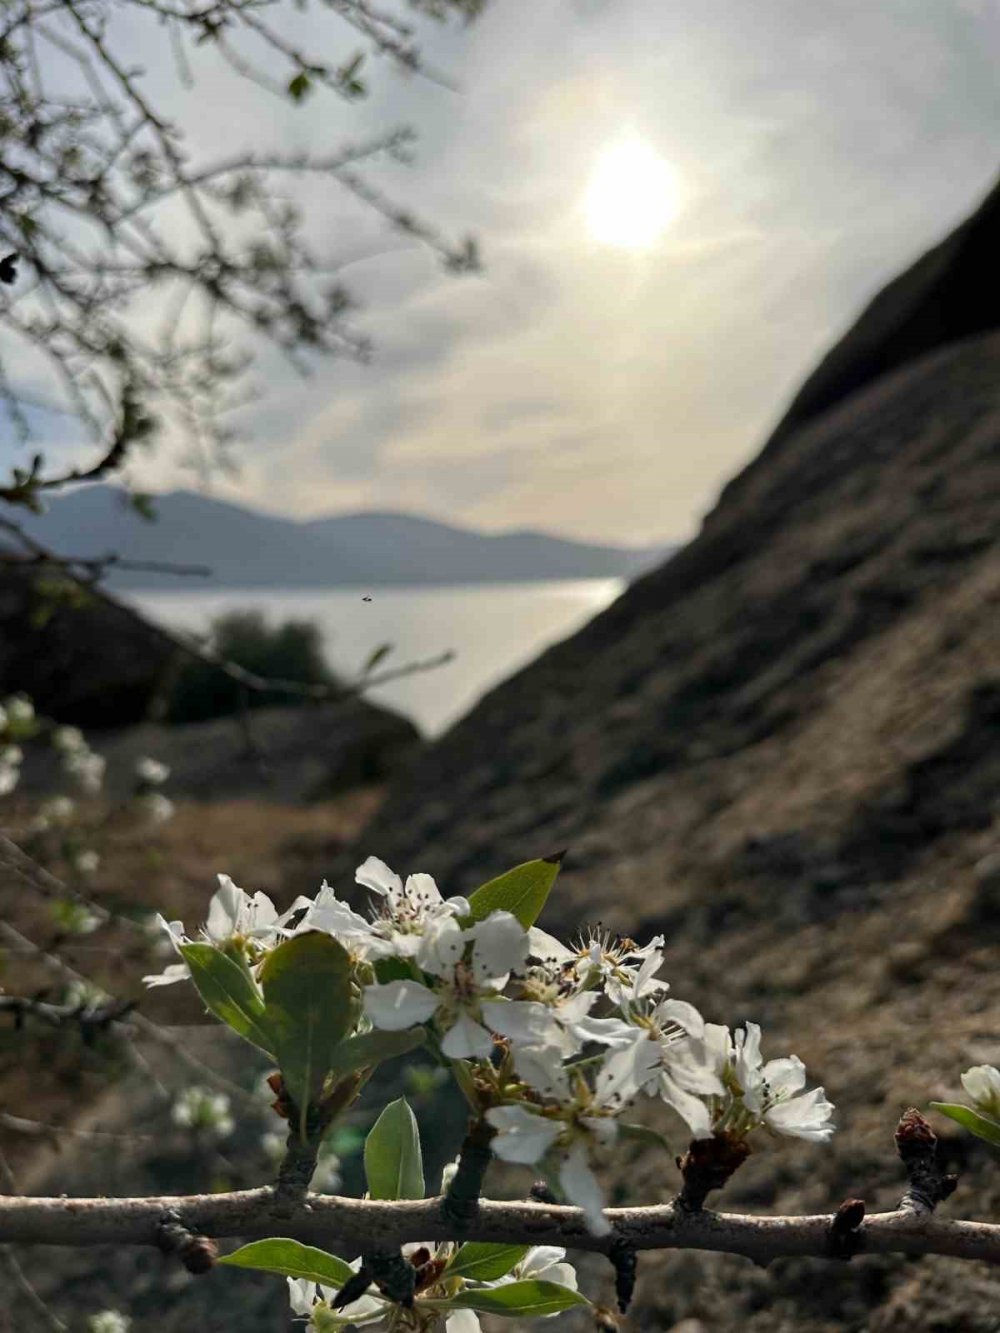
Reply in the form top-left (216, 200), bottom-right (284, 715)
top-left (12, 0), bottom-right (1000, 544)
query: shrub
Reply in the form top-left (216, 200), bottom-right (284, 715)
top-left (164, 611), bottom-right (336, 723)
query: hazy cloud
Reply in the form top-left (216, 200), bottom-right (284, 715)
top-left (30, 0), bottom-right (1000, 541)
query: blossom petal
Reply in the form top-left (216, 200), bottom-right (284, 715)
top-left (402, 872), bottom-right (444, 910)
top-left (658, 1069), bottom-right (714, 1138)
top-left (765, 1086), bottom-right (835, 1141)
top-left (761, 1055), bottom-right (807, 1099)
top-left (486, 1104), bottom-right (561, 1165)
top-left (961, 1064), bottom-right (1000, 1115)
top-left (528, 927), bottom-right (574, 965)
top-left (142, 961), bottom-right (190, 988)
top-left (572, 1014), bottom-right (639, 1048)
top-left (654, 998), bottom-right (705, 1040)
top-left (440, 1011), bottom-right (495, 1060)
top-left (416, 915), bottom-right (466, 978)
top-left (469, 911), bottom-right (529, 983)
top-left (512, 1045), bottom-right (572, 1101)
top-left (355, 856), bottom-right (403, 898)
top-left (207, 874), bottom-right (245, 939)
top-left (286, 1277), bottom-right (317, 1316)
top-left (595, 1035), bottom-right (661, 1110)
top-left (558, 1143), bottom-right (609, 1236)
top-left (480, 999), bottom-right (566, 1052)
top-left (363, 980), bottom-right (438, 1030)
top-left (446, 1310), bottom-right (482, 1332)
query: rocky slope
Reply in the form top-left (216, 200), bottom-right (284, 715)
top-left (343, 345), bottom-right (1000, 1321)
top-left (7, 182), bottom-right (1000, 1332)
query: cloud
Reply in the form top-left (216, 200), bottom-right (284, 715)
top-left (11, 0), bottom-right (1000, 544)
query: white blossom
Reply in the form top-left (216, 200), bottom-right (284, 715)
top-left (138, 792), bottom-right (175, 826)
top-left (87, 1313), bottom-right (131, 1333)
top-left (527, 925), bottom-right (666, 1005)
top-left (673, 1021), bottom-right (835, 1143)
top-left (72, 849), bottom-right (100, 876)
top-left (508, 1245), bottom-right (578, 1291)
top-left (363, 910), bottom-right (529, 1058)
top-left (4, 695), bottom-right (34, 725)
top-left (144, 875), bottom-right (293, 984)
top-left (172, 1086), bottom-right (234, 1138)
top-left (960, 1064), bottom-right (1000, 1118)
top-left (36, 795), bottom-right (76, 828)
top-left (486, 1103), bottom-right (562, 1165)
top-left (64, 748), bottom-right (106, 794)
top-left (136, 755), bottom-right (170, 786)
top-left (52, 725), bottom-right (86, 754)
top-left (488, 1036), bottom-right (659, 1235)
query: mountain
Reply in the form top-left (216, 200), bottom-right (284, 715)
top-left (334, 189), bottom-right (1000, 1329)
top-left (12, 487), bottom-right (666, 587)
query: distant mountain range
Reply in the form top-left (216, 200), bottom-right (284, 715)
top-left (11, 486), bottom-right (669, 587)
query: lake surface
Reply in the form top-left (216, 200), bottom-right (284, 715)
top-left (128, 580), bottom-right (624, 737)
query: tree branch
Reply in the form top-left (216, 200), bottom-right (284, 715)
top-left (0, 1189), bottom-right (996, 1265)
top-left (0, 511), bottom-right (455, 702)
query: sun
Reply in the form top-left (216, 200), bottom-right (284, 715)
top-left (584, 138), bottom-right (681, 249)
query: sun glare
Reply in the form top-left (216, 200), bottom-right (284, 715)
top-left (584, 139), bottom-right (680, 249)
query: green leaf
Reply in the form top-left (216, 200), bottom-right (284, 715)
top-left (260, 933), bottom-right (354, 1123)
top-left (364, 1097), bottom-right (424, 1200)
top-left (220, 1238), bottom-right (353, 1287)
top-left (362, 642), bottom-right (392, 674)
top-left (178, 943), bottom-right (274, 1055)
top-left (445, 1243), bottom-right (528, 1282)
top-left (328, 1028), bottom-right (425, 1077)
top-left (432, 1280), bottom-right (588, 1317)
top-left (463, 855), bottom-right (564, 929)
top-left (373, 955), bottom-right (418, 985)
top-left (930, 1102), bottom-right (1000, 1148)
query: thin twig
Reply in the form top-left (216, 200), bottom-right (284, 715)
top-left (0, 1247), bottom-right (68, 1332)
top-left (0, 512), bottom-right (455, 702)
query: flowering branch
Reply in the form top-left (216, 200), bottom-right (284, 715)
top-left (7, 853), bottom-right (999, 1330)
top-left (0, 1178), bottom-right (998, 1266)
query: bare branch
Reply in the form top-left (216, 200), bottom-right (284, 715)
top-left (0, 514), bottom-right (455, 698)
top-left (0, 1246), bottom-right (68, 1332)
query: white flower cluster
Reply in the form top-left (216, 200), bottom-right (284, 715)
top-left (288, 1241), bottom-right (577, 1332)
top-left (134, 756), bottom-right (175, 825)
top-left (962, 1064), bottom-right (1000, 1117)
top-left (87, 1313), bottom-right (131, 1333)
top-left (52, 725), bottom-right (106, 794)
top-left (148, 859), bottom-right (834, 1235)
top-left (0, 696), bottom-right (34, 794)
top-left (172, 1086), bottom-right (234, 1139)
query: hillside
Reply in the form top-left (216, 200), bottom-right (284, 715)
top-left (342, 351), bottom-right (1000, 1319)
top-left (6, 183), bottom-right (1000, 1332)
top-left (12, 487), bottom-right (665, 587)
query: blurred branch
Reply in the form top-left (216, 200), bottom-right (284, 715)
top-left (0, 513), bottom-right (455, 698)
top-left (0, 1246), bottom-right (68, 1332)
top-left (0, 915), bottom-right (259, 1110)
top-left (0, 0), bottom-right (480, 464)
top-left (0, 991), bottom-right (133, 1032)
top-left (0, 1110), bottom-right (154, 1144)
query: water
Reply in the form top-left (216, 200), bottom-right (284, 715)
top-left (128, 580), bottom-right (624, 737)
